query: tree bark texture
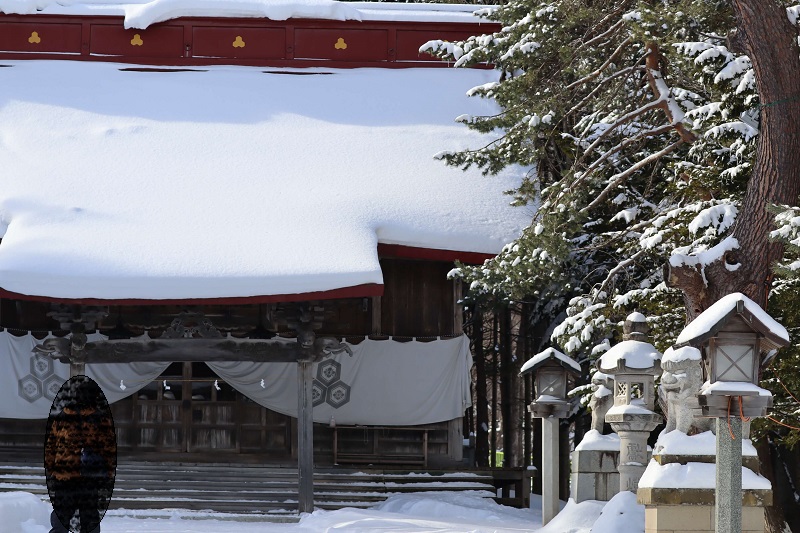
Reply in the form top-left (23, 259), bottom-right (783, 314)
top-left (500, 308), bottom-right (516, 466)
top-left (668, 0), bottom-right (800, 320)
top-left (667, 3), bottom-right (800, 531)
top-left (473, 309), bottom-right (491, 467)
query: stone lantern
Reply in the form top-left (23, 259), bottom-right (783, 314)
top-left (674, 292), bottom-right (789, 533)
top-left (675, 292), bottom-right (789, 418)
top-left (597, 312), bottom-right (662, 493)
top-left (521, 347), bottom-right (581, 525)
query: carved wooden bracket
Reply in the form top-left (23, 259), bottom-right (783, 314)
top-left (33, 307), bottom-right (351, 365)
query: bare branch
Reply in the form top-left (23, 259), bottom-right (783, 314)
top-left (576, 124), bottom-right (674, 186)
top-left (644, 42), bottom-right (698, 143)
top-left (565, 63), bottom-right (646, 119)
top-left (567, 37), bottom-right (633, 90)
top-left (581, 139), bottom-right (684, 213)
top-left (576, 98), bottom-right (666, 166)
top-left (594, 248), bottom-right (647, 300)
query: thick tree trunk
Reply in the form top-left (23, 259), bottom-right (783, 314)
top-left (668, 0), bottom-right (800, 319)
top-left (667, 3), bottom-right (800, 531)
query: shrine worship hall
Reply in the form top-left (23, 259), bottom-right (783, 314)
top-left (0, 0), bottom-right (535, 517)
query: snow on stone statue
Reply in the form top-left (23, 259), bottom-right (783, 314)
top-left (658, 346), bottom-right (713, 435)
top-left (588, 372), bottom-right (613, 433)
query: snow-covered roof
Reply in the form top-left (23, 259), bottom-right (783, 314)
top-left (597, 340), bottom-right (661, 373)
top-left (675, 292), bottom-right (790, 347)
top-left (0, 0), bottom-right (490, 28)
top-left (0, 61), bottom-right (529, 301)
top-left (520, 347), bottom-right (581, 375)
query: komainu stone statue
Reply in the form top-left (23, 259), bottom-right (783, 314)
top-left (588, 372), bottom-right (614, 433)
top-left (659, 347), bottom-right (715, 435)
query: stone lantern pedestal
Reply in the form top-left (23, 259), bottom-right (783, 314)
top-left (606, 411), bottom-right (661, 492)
top-left (597, 312), bottom-right (663, 494)
top-left (521, 348), bottom-right (581, 526)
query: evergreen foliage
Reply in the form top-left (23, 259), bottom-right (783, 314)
top-left (427, 0), bottom-right (800, 439)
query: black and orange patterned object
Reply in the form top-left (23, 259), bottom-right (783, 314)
top-left (44, 376), bottom-right (116, 533)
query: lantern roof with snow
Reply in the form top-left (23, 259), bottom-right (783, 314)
top-left (597, 313), bottom-right (661, 375)
top-left (520, 347), bottom-right (581, 376)
top-left (675, 292), bottom-right (789, 355)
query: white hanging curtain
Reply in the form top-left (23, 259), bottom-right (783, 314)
top-left (0, 330), bottom-right (169, 419)
top-left (208, 336), bottom-right (473, 426)
top-left (1, 330), bottom-right (473, 425)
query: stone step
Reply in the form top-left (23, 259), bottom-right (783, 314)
top-left (0, 460), bottom-right (499, 516)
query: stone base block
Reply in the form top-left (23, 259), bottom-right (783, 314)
top-left (571, 448), bottom-right (621, 502)
top-left (571, 471), bottom-right (619, 502)
top-left (572, 448), bottom-right (620, 473)
top-left (644, 505), bottom-right (765, 533)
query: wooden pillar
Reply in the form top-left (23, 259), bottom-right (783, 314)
top-left (297, 360), bottom-right (314, 514)
top-left (69, 362), bottom-right (85, 378)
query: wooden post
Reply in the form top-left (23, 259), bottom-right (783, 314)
top-left (69, 362), bottom-right (85, 378)
top-left (371, 296), bottom-right (382, 336)
top-left (297, 360), bottom-right (314, 514)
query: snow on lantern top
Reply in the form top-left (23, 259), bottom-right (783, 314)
top-left (675, 292), bottom-right (789, 352)
top-left (597, 314), bottom-right (662, 375)
top-left (520, 347), bottom-right (582, 376)
top-left (597, 314), bottom-right (662, 411)
top-left (522, 347), bottom-right (580, 418)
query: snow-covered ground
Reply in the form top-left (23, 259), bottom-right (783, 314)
top-left (2, 490), bottom-right (640, 533)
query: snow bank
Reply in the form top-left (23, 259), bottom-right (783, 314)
top-left (0, 62), bottom-right (528, 301)
top-left (588, 491), bottom-right (644, 533)
top-left (653, 429), bottom-right (757, 457)
top-left (0, 492), bottom-right (51, 533)
top-left (639, 460), bottom-right (771, 490)
top-left (537, 498), bottom-right (604, 533)
top-left (300, 492), bottom-right (541, 532)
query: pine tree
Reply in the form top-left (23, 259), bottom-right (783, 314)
top-left (426, 1), bottom-right (800, 529)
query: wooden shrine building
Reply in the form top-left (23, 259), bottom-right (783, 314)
top-left (0, 0), bottom-right (524, 513)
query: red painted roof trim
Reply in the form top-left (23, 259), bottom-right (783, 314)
top-left (0, 283), bottom-right (383, 306)
top-left (377, 243), bottom-right (493, 264)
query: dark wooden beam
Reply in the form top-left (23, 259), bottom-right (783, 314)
top-left (297, 360), bottom-right (314, 513)
top-left (38, 338), bottom-right (307, 363)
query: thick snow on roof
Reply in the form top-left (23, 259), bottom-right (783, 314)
top-left (598, 340), bottom-right (661, 372)
top-left (0, 61), bottom-right (529, 300)
top-left (0, 0), bottom-right (489, 28)
top-left (676, 292), bottom-right (790, 345)
top-left (520, 347), bottom-right (581, 375)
